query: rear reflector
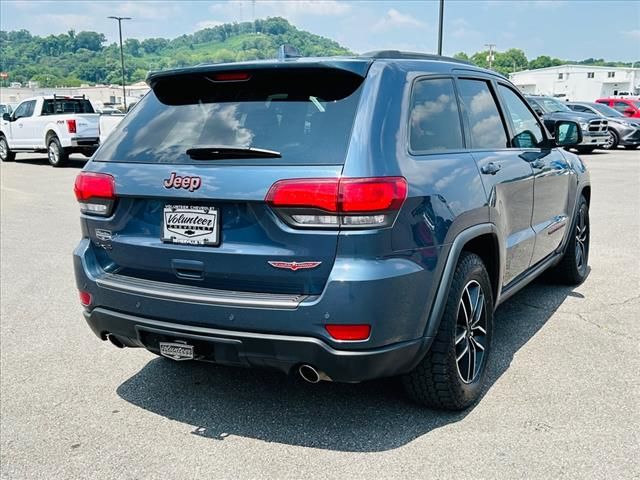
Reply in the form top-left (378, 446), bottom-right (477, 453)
top-left (325, 324), bottom-right (371, 341)
top-left (74, 172), bottom-right (116, 216)
top-left (266, 177), bottom-right (407, 228)
top-left (66, 119), bottom-right (77, 134)
top-left (79, 290), bottom-right (92, 307)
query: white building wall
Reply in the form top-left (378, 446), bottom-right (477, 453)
top-left (510, 65), bottom-right (640, 102)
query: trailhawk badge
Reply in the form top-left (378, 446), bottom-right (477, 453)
top-left (268, 261), bottom-right (322, 271)
top-left (159, 342), bottom-right (194, 361)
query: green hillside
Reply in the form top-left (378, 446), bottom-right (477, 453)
top-left (0, 17), bottom-right (352, 87)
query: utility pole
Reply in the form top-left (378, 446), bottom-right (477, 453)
top-left (485, 43), bottom-right (496, 69)
top-left (437, 0), bottom-right (444, 55)
top-left (108, 16), bottom-right (131, 110)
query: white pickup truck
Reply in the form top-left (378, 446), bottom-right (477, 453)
top-left (0, 95), bottom-right (100, 167)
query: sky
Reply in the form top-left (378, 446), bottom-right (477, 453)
top-left (1, 0), bottom-right (639, 61)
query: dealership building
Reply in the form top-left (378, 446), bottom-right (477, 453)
top-left (510, 65), bottom-right (640, 101)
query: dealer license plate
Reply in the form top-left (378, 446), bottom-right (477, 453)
top-left (162, 204), bottom-right (219, 246)
top-left (159, 342), bottom-right (195, 361)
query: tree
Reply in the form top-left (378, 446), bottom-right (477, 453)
top-left (74, 31), bottom-right (105, 52)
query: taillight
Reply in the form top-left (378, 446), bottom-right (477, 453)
top-left (66, 119), bottom-right (77, 133)
top-left (325, 324), bottom-right (371, 341)
top-left (74, 172), bottom-right (116, 216)
top-left (265, 177), bottom-right (407, 229)
top-left (79, 290), bottom-right (92, 307)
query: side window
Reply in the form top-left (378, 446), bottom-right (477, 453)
top-left (12, 102), bottom-right (29, 119)
top-left (570, 104), bottom-right (587, 113)
top-left (23, 101), bottom-right (36, 118)
top-left (497, 85), bottom-right (544, 148)
top-left (409, 78), bottom-right (464, 153)
top-left (457, 79), bottom-right (508, 150)
top-left (613, 101), bottom-right (629, 113)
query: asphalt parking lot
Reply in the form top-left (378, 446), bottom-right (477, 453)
top-left (1, 149), bottom-right (638, 479)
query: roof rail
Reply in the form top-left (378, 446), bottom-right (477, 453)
top-left (361, 50), bottom-right (472, 65)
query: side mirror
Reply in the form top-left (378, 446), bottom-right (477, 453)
top-left (534, 108), bottom-right (544, 117)
top-left (624, 108), bottom-right (635, 116)
top-left (554, 120), bottom-right (582, 147)
top-left (1, 113), bottom-right (11, 122)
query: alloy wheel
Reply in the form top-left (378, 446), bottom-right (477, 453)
top-left (603, 131), bottom-right (615, 149)
top-left (455, 280), bottom-right (488, 384)
top-left (48, 142), bottom-right (59, 165)
top-left (575, 205), bottom-right (589, 270)
top-left (0, 139), bottom-right (7, 160)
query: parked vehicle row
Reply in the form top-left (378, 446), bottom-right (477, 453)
top-left (525, 95), bottom-right (640, 152)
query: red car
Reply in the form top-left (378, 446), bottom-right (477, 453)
top-left (596, 98), bottom-right (640, 118)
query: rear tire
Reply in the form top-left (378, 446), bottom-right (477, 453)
top-left (0, 135), bottom-right (15, 162)
top-left (402, 252), bottom-right (494, 410)
top-left (548, 195), bottom-right (590, 285)
top-left (47, 136), bottom-right (68, 167)
top-left (602, 129), bottom-right (619, 150)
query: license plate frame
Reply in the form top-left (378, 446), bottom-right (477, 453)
top-left (162, 204), bottom-right (220, 247)
top-left (159, 342), bottom-right (195, 361)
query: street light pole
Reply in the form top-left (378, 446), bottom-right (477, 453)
top-left (437, 0), bottom-right (444, 55)
top-left (108, 16), bottom-right (131, 110)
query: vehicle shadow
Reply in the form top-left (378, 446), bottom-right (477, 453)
top-left (13, 154), bottom-right (88, 168)
top-left (116, 277), bottom-right (584, 452)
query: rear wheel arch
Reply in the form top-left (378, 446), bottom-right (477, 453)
top-left (460, 233), bottom-right (500, 304)
top-left (45, 129), bottom-right (58, 145)
top-left (423, 224), bottom-right (502, 340)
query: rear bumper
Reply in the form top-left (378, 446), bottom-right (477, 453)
top-left (65, 137), bottom-right (100, 148)
top-left (85, 308), bottom-right (433, 382)
top-left (74, 239), bottom-right (440, 381)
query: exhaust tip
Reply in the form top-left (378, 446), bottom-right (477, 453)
top-left (298, 364), bottom-right (321, 384)
top-left (106, 333), bottom-right (125, 349)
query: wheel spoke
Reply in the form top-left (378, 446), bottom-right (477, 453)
top-left (455, 329), bottom-right (466, 345)
top-left (467, 340), bottom-right (476, 381)
top-left (471, 292), bottom-right (485, 328)
top-left (459, 294), bottom-right (470, 327)
top-left (471, 336), bottom-right (485, 351)
top-left (456, 341), bottom-right (469, 362)
top-left (472, 324), bottom-right (486, 334)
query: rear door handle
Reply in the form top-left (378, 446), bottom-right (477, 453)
top-left (481, 162), bottom-right (501, 175)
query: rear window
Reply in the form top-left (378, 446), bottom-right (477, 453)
top-left (95, 68), bottom-right (365, 165)
top-left (41, 99), bottom-right (95, 115)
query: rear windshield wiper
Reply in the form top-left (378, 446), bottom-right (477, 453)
top-left (186, 146), bottom-right (282, 160)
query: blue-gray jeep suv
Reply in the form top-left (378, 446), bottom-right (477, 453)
top-left (73, 51), bottom-right (591, 410)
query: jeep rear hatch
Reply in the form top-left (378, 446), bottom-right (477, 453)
top-left (84, 64), bottom-right (368, 295)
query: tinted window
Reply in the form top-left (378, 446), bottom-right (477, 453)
top-left (41, 98), bottom-right (94, 115)
top-left (498, 85), bottom-right (544, 148)
top-left (13, 101), bottom-right (34, 119)
top-left (589, 103), bottom-right (623, 117)
top-left (457, 79), bottom-right (507, 149)
top-left (96, 68), bottom-right (363, 165)
top-left (23, 101), bottom-right (36, 117)
top-left (409, 78), bottom-right (463, 152)
top-left (12, 102), bottom-right (29, 119)
top-left (533, 97), bottom-right (571, 113)
top-left (613, 101), bottom-right (629, 112)
top-left (568, 104), bottom-right (589, 113)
